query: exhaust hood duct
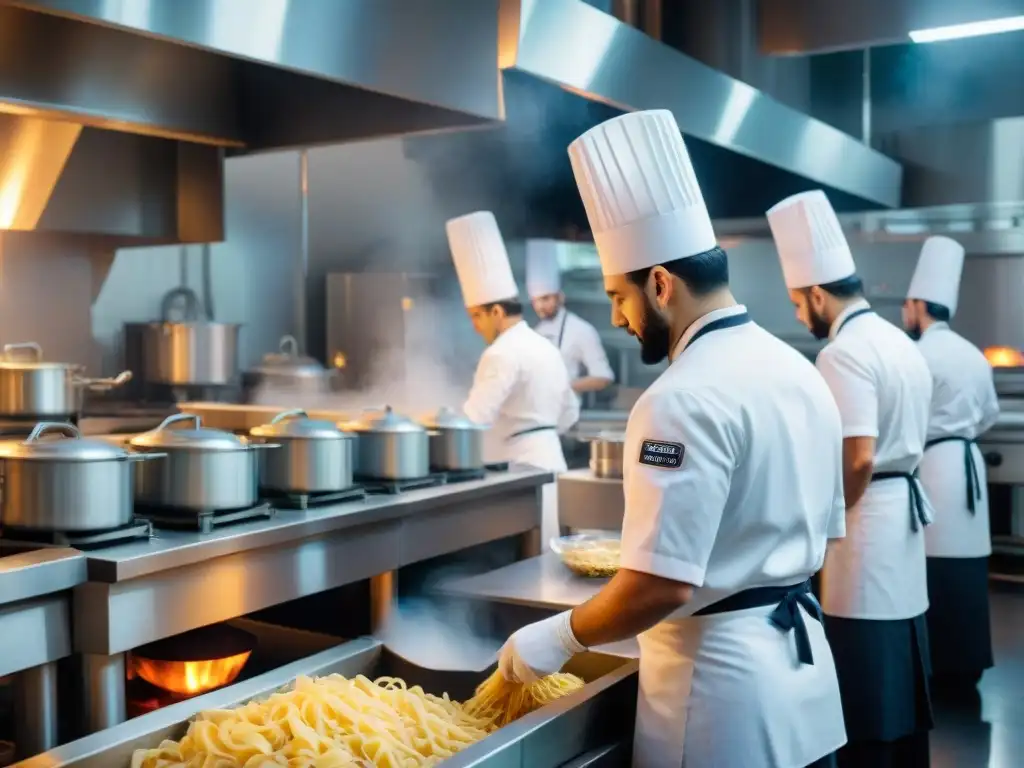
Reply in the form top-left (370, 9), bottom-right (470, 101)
top-left (1, 0), bottom-right (502, 151)
top-left (497, 0), bottom-right (903, 217)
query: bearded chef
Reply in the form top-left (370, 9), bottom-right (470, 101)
top-left (446, 211), bottom-right (580, 543)
top-left (767, 190), bottom-right (935, 768)
top-left (497, 110), bottom-right (846, 768)
top-left (526, 240), bottom-right (615, 396)
top-left (903, 235), bottom-right (999, 691)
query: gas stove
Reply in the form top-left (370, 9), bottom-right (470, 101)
top-left (0, 520), bottom-right (154, 551)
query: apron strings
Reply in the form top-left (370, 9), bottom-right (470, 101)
top-left (767, 584), bottom-right (823, 666)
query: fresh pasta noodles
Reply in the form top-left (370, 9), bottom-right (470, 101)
top-left (131, 669), bottom-right (584, 768)
top-left (559, 539), bottom-right (620, 578)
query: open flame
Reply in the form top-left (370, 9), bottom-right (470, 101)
top-left (131, 651), bottom-right (252, 697)
top-left (984, 346), bottom-right (1024, 368)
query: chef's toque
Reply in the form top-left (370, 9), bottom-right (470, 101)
top-left (525, 239), bottom-right (564, 298)
top-left (907, 236), bottom-right (965, 316)
top-left (567, 110), bottom-right (717, 277)
top-left (445, 211), bottom-right (519, 308)
top-left (766, 190), bottom-right (856, 290)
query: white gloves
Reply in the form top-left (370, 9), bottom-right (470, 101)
top-left (498, 610), bottom-right (587, 684)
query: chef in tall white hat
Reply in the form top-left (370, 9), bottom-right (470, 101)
top-left (445, 211), bottom-right (580, 543)
top-left (496, 110), bottom-right (847, 768)
top-left (526, 240), bottom-right (614, 395)
top-left (767, 189), bottom-right (935, 767)
top-left (903, 235), bottom-right (999, 691)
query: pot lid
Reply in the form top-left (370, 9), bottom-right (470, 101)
top-left (0, 422), bottom-right (130, 461)
top-left (250, 409), bottom-right (353, 440)
top-left (0, 341), bottom-right (77, 371)
top-left (251, 335), bottom-right (326, 378)
top-left (421, 406), bottom-right (484, 431)
top-left (347, 406), bottom-right (424, 434)
top-left (130, 413), bottom-right (246, 451)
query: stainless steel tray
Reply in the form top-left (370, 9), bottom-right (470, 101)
top-left (15, 637), bottom-right (637, 767)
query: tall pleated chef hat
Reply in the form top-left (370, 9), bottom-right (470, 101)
top-left (906, 236), bottom-right (966, 316)
top-left (567, 109), bottom-right (717, 276)
top-left (525, 239), bottom-right (564, 298)
top-left (766, 190), bottom-right (856, 289)
top-left (445, 211), bottom-right (519, 308)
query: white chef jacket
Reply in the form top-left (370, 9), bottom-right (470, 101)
top-left (535, 308), bottom-right (614, 382)
top-left (623, 304), bottom-right (846, 768)
top-left (815, 299), bottom-right (934, 620)
top-left (463, 321), bottom-right (580, 543)
top-left (916, 322), bottom-right (999, 558)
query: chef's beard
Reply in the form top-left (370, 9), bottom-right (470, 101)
top-left (637, 297), bottom-right (672, 365)
top-left (905, 323), bottom-right (922, 341)
top-left (807, 307), bottom-right (832, 341)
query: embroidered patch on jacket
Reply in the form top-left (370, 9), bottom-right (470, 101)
top-left (638, 440), bottom-right (685, 469)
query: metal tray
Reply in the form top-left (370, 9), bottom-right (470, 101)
top-left (14, 637), bottom-right (637, 768)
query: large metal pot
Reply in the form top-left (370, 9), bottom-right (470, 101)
top-left (0, 342), bottom-right (132, 418)
top-left (250, 409), bottom-right (356, 493)
top-left (589, 433), bottom-right (625, 479)
top-left (345, 407), bottom-right (429, 480)
top-left (241, 335), bottom-right (336, 402)
top-left (0, 422), bottom-right (165, 531)
top-left (124, 321), bottom-right (241, 387)
top-left (420, 407), bottom-right (486, 471)
top-left (129, 413), bottom-right (278, 511)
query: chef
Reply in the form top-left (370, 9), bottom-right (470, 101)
top-left (497, 110), bottom-right (846, 768)
top-left (766, 190), bottom-right (935, 767)
top-left (903, 235), bottom-right (999, 691)
top-left (526, 239), bottom-right (615, 395)
top-left (445, 211), bottom-right (580, 543)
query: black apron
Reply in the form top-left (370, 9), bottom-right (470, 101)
top-left (923, 435), bottom-right (982, 515)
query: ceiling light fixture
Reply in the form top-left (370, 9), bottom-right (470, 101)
top-left (909, 15), bottom-right (1024, 43)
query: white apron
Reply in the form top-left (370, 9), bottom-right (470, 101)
top-left (920, 440), bottom-right (991, 558)
top-left (634, 604), bottom-right (846, 768)
top-left (820, 479), bottom-right (931, 619)
top-left (484, 427), bottom-right (566, 545)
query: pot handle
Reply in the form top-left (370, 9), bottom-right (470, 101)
top-left (248, 442), bottom-right (282, 450)
top-left (25, 422), bottom-right (81, 442)
top-left (75, 370), bottom-right (134, 392)
top-left (270, 408), bottom-right (308, 424)
top-left (152, 413), bottom-right (202, 432)
top-left (122, 451), bottom-right (169, 463)
top-left (2, 342), bottom-right (43, 362)
top-left (279, 335), bottom-right (299, 356)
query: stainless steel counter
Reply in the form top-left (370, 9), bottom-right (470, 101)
top-left (440, 554), bottom-right (639, 658)
top-left (557, 469), bottom-right (624, 532)
top-left (0, 548), bottom-right (86, 606)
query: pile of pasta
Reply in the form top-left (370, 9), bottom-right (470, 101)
top-left (559, 539), bottom-right (620, 578)
top-left (131, 670), bottom-right (585, 768)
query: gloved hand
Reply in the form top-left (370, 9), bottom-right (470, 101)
top-left (497, 610), bottom-right (587, 684)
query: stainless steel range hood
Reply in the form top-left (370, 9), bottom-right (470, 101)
top-left (497, 0), bottom-right (903, 217)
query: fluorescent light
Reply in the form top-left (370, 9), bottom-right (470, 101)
top-left (909, 15), bottom-right (1024, 43)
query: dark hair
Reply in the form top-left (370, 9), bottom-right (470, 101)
top-left (624, 245), bottom-right (729, 297)
top-left (923, 301), bottom-right (951, 322)
top-left (816, 274), bottom-right (864, 299)
top-left (481, 299), bottom-right (523, 317)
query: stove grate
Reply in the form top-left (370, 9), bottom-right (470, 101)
top-left (0, 519), bottom-right (153, 549)
top-left (484, 462), bottom-right (510, 472)
top-left (262, 486), bottom-right (366, 511)
top-left (441, 466), bottom-right (488, 484)
top-left (357, 473), bottom-right (447, 495)
top-left (135, 503), bottom-right (275, 533)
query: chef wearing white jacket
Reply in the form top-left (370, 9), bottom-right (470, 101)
top-left (445, 211), bottom-right (580, 543)
top-left (497, 110), bottom-right (846, 768)
top-left (903, 235), bottom-right (999, 688)
top-left (526, 240), bottom-right (615, 395)
top-left (767, 190), bottom-right (935, 768)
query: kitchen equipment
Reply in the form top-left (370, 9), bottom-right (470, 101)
top-left (241, 335), bottom-right (335, 402)
top-left (550, 533), bottom-right (621, 578)
top-left (589, 432), bottom-right (625, 479)
top-left (130, 623), bottom-right (257, 697)
top-left (0, 422), bottom-right (165, 531)
top-left (420, 407), bottom-right (486, 472)
top-left (0, 342), bottom-right (132, 418)
top-left (129, 413), bottom-right (278, 511)
top-left (345, 406), bottom-right (429, 480)
top-left (250, 409), bottom-right (356, 493)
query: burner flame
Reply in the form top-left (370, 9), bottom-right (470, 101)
top-left (131, 652), bottom-right (251, 696)
top-left (984, 346), bottom-right (1024, 368)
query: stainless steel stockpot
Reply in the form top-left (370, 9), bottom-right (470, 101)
top-left (0, 422), bottom-right (165, 531)
top-left (589, 433), bottom-right (625, 479)
top-left (420, 407), bottom-right (486, 472)
top-left (345, 407), bottom-right (429, 480)
top-left (250, 408), bottom-right (356, 494)
top-left (129, 413), bottom-right (278, 511)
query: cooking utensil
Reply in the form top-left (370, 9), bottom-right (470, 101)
top-left (0, 422), bottom-right (165, 531)
top-left (589, 432), bottom-right (625, 479)
top-left (420, 407), bottom-right (486, 472)
top-left (241, 335), bottom-right (336, 402)
top-left (129, 413), bottom-right (278, 511)
top-left (250, 408), bottom-right (357, 493)
top-left (0, 342), bottom-right (132, 418)
top-left (345, 406), bottom-right (429, 480)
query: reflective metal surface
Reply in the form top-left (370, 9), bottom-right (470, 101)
top-left (0, 548), bottom-right (86, 607)
top-left (13, 661), bottom-right (58, 759)
top-left (499, 0), bottom-right (902, 208)
top-left (6, 0), bottom-right (501, 149)
top-left (18, 639), bottom-right (637, 768)
top-left (557, 468), bottom-right (624, 531)
top-left (0, 596), bottom-right (72, 677)
top-left (124, 322), bottom-right (240, 387)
